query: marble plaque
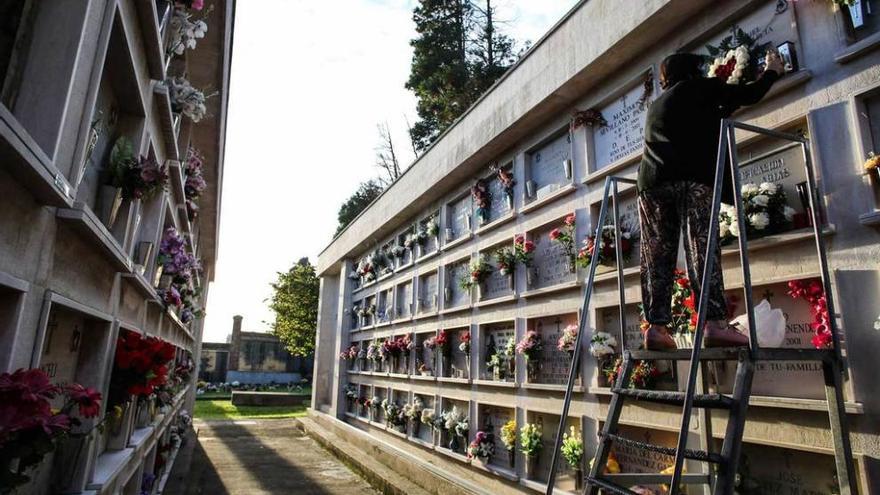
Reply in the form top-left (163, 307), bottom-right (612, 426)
top-left (737, 442), bottom-right (837, 494)
top-left (700, 1), bottom-right (797, 62)
top-left (532, 314), bottom-right (579, 385)
top-left (487, 173), bottom-right (512, 221)
top-left (416, 333), bottom-right (436, 374)
top-left (593, 84), bottom-right (648, 170)
top-left (414, 394), bottom-right (435, 443)
top-left (718, 282), bottom-right (824, 399)
top-left (482, 249), bottom-right (513, 300)
top-left (447, 261), bottom-right (471, 307)
top-left (419, 272), bottom-right (439, 312)
top-left (737, 142), bottom-right (808, 213)
top-left (377, 290), bottom-right (392, 323)
top-left (364, 295), bottom-right (376, 326)
top-left (482, 323), bottom-right (515, 379)
top-left (449, 329), bottom-right (470, 378)
top-left (612, 425), bottom-right (675, 487)
top-left (529, 133), bottom-right (571, 195)
top-left (396, 282), bottom-right (412, 318)
top-left (600, 304), bottom-right (645, 351)
top-left (478, 405), bottom-right (515, 469)
top-left (448, 195), bottom-right (472, 240)
top-left (531, 224), bottom-right (576, 289)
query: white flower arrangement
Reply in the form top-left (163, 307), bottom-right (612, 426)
top-left (166, 77), bottom-right (211, 122)
top-left (589, 331), bottom-right (618, 358)
top-left (420, 408), bottom-right (436, 426)
top-left (718, 182), bottom-right (793, 243)
top-left (167, 8), bottom-right (208, 56)
top-left (707, 45), bottom-right (750, 85)
top-left (444, 405), bottom-right (468, 435)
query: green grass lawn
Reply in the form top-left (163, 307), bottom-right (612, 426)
top-left (193, 400), bottom-right (309, 420)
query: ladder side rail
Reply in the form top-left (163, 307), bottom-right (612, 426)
top-left (725, 122), bottom-right (760, 355)
top-left (729, 121), bottom-right (805, 143)
top-left (668, 120), bottom-right (730, 494)
top-left (612, 179), bottom-right (627, 348)
top-left (545, 176), bottom-right (615, 495)
top-left (799, 141), bottom-right (858, 495)
top-left (586, 353), bottom-right (636, 495)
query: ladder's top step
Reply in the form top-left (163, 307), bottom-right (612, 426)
top-left (629, 347), bottom-right (744, 361)
top-left (588, 473), bottom-right (711, 491)
top-left (612, 387), bottom-right (734, 409)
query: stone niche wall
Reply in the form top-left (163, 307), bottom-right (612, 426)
top-left (444, 258), bottom-right (471, 309)
top-left (527, 219), bottom-right (577, 291)
top-left (411, 393), bottom-right (436, 445)
top-left (479, 321), bottom-right (515, 382)
top-left (417, 270), bottom-right (439, 315)
top-left (523, 411), bottom-right (580, 488)
top-left (526, 132), bottom-right (572, 203)
top-left (414, 330), bottom-right (437, 377)
top-left (441, 326), bottom-right (470, 379)
top-left (475, 403), bottom-right (516, 473)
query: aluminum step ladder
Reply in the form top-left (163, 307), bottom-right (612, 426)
top-left (544, 119), bottom-right (858, 495)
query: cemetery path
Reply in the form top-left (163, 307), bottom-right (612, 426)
top-left (163, 418), bottom-right (378, 495)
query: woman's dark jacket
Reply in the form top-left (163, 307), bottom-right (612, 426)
top-left (637, 70), bottom-right (780, 203)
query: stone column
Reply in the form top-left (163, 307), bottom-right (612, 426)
top-left (228, 315), bottom-right (242, 371)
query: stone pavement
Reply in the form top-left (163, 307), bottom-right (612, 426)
top-left (163, 419), bottom-right (378, 494)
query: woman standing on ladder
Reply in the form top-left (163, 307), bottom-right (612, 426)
top-left (639, 50), bottom-right (783, 350)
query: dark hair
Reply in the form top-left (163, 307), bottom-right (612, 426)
top-left (659, 53), bottom-right (705, 89)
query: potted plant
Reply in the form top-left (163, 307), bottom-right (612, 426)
top-left (514, 235), bottom-right (537, 287)
top-left (165, 76), bottom-right (214, 122)
top-left (495, 246), bottom-right (517, 290)
top-left (516, 331), bottom-right (543, 382)
top-left (467, 430), bottom-right (495, 464)
top-left (460, 257), bottom-right (492, 299)
top-left (403, 397), bottom-right (424, 436)
top-left (561, 426), bottom-right (584, 491)
top-left (435, 330), bottom-right (451, 375)
top-left (471, 178), bottom-right (491, 225)
top-left (500, 420), bottom-right (517, 469)
top-left (0, 370), bottom-right (102, 492)
top-left (443, 406), bottom-right (469, 454)
top-left (520, 423), bottom-right (543, 479)
top-left (420, 409), bottom-right (435, 439)
top-left (549, 214), bottom-right (577, 273)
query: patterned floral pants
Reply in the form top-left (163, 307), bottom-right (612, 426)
top-left (638, 181), bottom-right (727, 325)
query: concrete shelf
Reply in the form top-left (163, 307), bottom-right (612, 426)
top-left (153, 83), bottom-right (180, 161)
top-left (520, 183), bottom-right (577, 215)
top-left (133, 0), bottom-right (167, 80)
top-left (57, 202), bottom-right (132, 272)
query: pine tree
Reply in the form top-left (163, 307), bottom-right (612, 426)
top-left (406, 0), bottom-right (524, 153)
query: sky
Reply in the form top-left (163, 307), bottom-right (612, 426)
top-left (202, 0), bottom-right (579, 343)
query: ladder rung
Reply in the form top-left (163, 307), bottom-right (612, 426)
top-left (586, 476), bottom-right (637, 495)
top-left (593, 473), bottom-right (712, 485)
top-left (600, 432), bottom-right (725, 464)
top-left (612, 387), bottom-right (734, 409)
top-left (629, 347), bottom-right (744, 361)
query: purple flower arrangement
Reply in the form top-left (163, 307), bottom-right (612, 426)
top-left (157, 227), bottom-right (202, 319)
top-left (108, 138), bottom-right (169, 200)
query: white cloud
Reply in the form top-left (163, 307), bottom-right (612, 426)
top-left (202, 0), bottom-right (577, 342)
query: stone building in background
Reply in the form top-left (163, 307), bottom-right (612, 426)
top-left (197, 315), bottom-right (314, 384)
top-left (311, 1), bottom-right (880, 493)
top-left (0, 1), bottom-right (232, 493)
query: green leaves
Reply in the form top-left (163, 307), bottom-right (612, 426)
top-left (335, 180), bottom-right (384, 236)
top-left (267, 258), bottom-right (319, 357)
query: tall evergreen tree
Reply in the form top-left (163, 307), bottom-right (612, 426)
top-left (406, 0), bottom-right (524, 153)
top-left (335, 180), bottom-right (384, 236)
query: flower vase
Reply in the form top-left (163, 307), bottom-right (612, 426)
top-left (412, 420), bottom-right (420, 437)
top-left (575, 468), bottom-right (584, 491)
top-left (134, 241), bottom-right (154, 275)
top-left (527, 266), bottom-right (537, 288)
top-left (873, 167), bottom-right (880, 184)
top-left (98, 185), bottom-right (123, 229)
top-left (526, 180), bottom-right (536, 198)
top-left (493, 367), bottom-right (502, 382)
top-left (52, 432), bottom-right (94, 492)
top-left (479, 456), bottom-right (490, 466)
top-left (525, 455), bottom-right (539, 479)
top-left (401, 355), bottom-right (409, 374)
top-left (478, 211), bottom-right (489, 226)
top-left (445, 227), bottom-right (454, 241)
top-left (527, 360), bottom-right (540, 383)
top-left (507, 273), bottom-right (515, 291)
top-left (567, 258), bottom-right (577, 274)
top-left (449, 434), bottom-right (460, 453)
top-left (465, 215), bottom-right (473, 231)
top-left (391, 356), bottom-right (398, 374)
top-left (673, 332), bottom-right (694, 349)
top-left (158, 274), bottom-right (173, 290)
top-left (444, 286), bottom-right (453, 304)
top-left (506, 194), bottom-right (514, 210)
top-left (563, 159), bottom-right (573, 180)
top-left (477, 282), bottom-right (486, 300)
top-left (135, 400), bottom-right (151, 428)
top-left (508, 449), bottom-right (516, 469)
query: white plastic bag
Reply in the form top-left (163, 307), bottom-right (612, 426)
top-left (730, 299), bottom-right (786, 347)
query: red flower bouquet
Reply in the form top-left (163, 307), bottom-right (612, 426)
top-left (109, 331), bottom-right (177, 405)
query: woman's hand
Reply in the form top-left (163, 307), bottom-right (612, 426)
top-left (764, 50), bottom-right (783, 75)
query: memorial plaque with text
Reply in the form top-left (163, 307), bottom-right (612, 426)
top-left (447, 261), bottom-right (471, 308)
top-left (737, 442), bottom-right (837, 494)
top-left (532, 314), bottom-right (579, 385)
top-left (593, 84), bottom-right (649, 170)
top-left (482, 249), bottom-right (513, 300)
top-left (479, 405), bottom-right (515, 469)
top-left (448, 195), bottom-right (471, 240)
top-left (529, 134), bottom-right (571, 197)
top-left (718, 282), bottom-right (824, 399)
top-left (700, 1), bottom-right (797, 66)
top-left (377, 290), bottom-right (392, 323)
top-left (530, 414), bottom-right (578, 484)
top-left (482, 323), bottom-right (515, 379)
top-left (419, 272), bottom-right (439, 312)
top-left (737, 142), bottom-right (808, 214)
top-left (449, 329), bottom-right (470, 378)
top-left (488, 174), bottom-right (512, 221)
top-left (600, 305), bottom-right (645, 351)
top-left (531, 225), bottom-right (575, 289)
top-left (416, 333), bottom-right (436, 374)
top-left (396, 283), bottom-right (412, 318)
top-left (612, 426), bottom-right (675, 486)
